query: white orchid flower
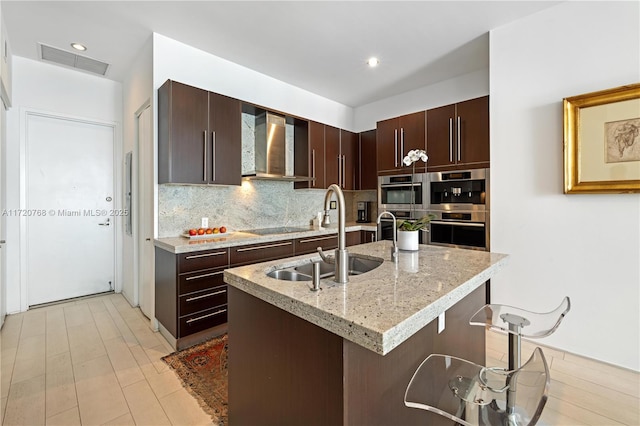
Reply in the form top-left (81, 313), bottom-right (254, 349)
top-left (403, 149), bottom-right (428, 164)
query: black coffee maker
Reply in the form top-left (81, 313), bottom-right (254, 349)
top-left (356, 202), bottom-right (372, 223)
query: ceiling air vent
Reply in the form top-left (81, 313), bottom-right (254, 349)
top-left (38, 43), bottom-right (110, 76)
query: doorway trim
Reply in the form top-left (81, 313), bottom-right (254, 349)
top-left (19, 108), bottom-right (122, 311)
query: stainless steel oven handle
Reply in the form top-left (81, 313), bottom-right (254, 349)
top-left (380, 183), bottom-right (422, 188)
top-left (431, 220), bottom-right (485, 228)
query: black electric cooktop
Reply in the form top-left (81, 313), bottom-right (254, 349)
top-left (244, 226), bottom-right (310, 236)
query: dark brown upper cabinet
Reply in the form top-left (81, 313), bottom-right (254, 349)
top-left (158, 80), bottom-right (241, 185)
top-left (294, 120), bottom-right (325, 189)
top-left (426, 96), bottom-right (489, 171)
top-left (340, 129), bottom-right (358, 191)
top-left (376, 111), bottom-right (426, 175)
top-left (359, 130), bottom-right (377, 190)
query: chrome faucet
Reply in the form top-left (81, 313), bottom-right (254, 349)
top-left (377, 211), bottom-right (398, 262)
top-left (317, 184), bottom-right (349, 284)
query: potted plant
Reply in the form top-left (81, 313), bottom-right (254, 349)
top-left (397, 149), bottom-right (434, 251)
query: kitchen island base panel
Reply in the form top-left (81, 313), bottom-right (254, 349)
top-left (228, 284), bottom-right (486, 425)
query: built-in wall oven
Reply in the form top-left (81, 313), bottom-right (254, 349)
top-left (378, 173), bottom-right (428, 212)
top-left (378, 210), bottom-right (430, 244)
top-left (427, 168), bottom-right (489, 251)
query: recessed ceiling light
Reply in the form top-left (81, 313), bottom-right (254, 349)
top-left (367, 57), bottom-right (380, 67)
top-left (71, 43), bottom-right (87, 51)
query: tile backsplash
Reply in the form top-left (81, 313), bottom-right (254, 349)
top-left (158, 179), bottom-right (377, 237)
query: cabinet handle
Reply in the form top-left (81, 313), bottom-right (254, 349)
top-left (212, 130), bottom-right (216, 181)
top-left (341, 155), bottom-right (346, 189)
top-left (185, 251), bottom-right (227, 260)
top-left (185, 271), bottom-right (223, 281)
top-left (235, 241), bottom-right (292, 252)
top-left (400, 127), bottom-right (405, 160)
top-left (371, 232), bottom-right (376, 242)
top-left (203, 131), bottom-right (207, 181)
top-left (185, 289), bottom-right (227, 302)
top-left (186, 308), bottom-right (227, 325)
top-left (299, 235), bottom-right (336, 243)
top-left (337, 155), bottom-right (342, 187)
top-left (394, 129), bottom-right (398, 167)
top-left (311, 148), bottom-right (316, 187)
top-left (457, 116), bottom-right (461, 162)
top-left (448, 118), bottom-right (453, 163)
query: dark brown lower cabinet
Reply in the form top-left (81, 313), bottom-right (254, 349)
top-left (228, 283), bottom-right (485, 425)
top-left (155, 247), bottom-right (230, 349)
top-left (155, 231), bottom-right (375, 349)
top-left (361, 230), bottom-right (377, 243)
top-left (294, 234), bottom-right (338, 255)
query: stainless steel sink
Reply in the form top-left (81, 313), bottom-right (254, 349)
top-left (266, 269), bottom-right (312, 281)
top-left (266, 254), bottom-right (383, 282)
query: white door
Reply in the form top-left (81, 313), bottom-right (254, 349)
top-left (26, 113), bottom-right (115, 306)
top-left (137, 105), bottom-right (154, 318)
top-left (0, 101), bottom-right (6, 326)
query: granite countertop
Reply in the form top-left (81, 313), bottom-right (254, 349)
top-left (223, 241), bottom-right (509, 355)
top-left (154, 222), bottom-right (379, 254)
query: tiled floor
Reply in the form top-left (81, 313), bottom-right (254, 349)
top-left (0, 293), bottom-right (213, 426)
top-left (1, 292), bottom-right (639, 425)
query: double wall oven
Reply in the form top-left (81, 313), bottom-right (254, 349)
top-left (378, 168), bottom-right (489, 251)
top-left (378, 173), bottom-right (430, 244)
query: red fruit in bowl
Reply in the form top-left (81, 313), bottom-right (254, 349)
top-left (220, 226), bottom-right (227, 233)
top-left (197, 228), bottom-right (205, 235)
top-left (188, 229), bottom-right (197, 236)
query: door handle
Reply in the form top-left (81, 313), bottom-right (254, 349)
top-left (98, 218), bottom-right (110, 226)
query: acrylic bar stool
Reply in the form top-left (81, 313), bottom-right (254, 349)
top-left (404, 347), bottom-right (550, 426)
top-left (469, 296), bottom-right (571, 371)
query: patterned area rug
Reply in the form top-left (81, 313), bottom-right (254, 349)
top-left (162, 334), bottom-right (228, 425)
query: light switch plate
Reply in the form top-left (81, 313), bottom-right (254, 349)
top-left (201, 217), bottom-right (208, 228)
top-left (438, 312), bottom-right (445, 334)
top-left (330, 201), bottom-right (337, 210)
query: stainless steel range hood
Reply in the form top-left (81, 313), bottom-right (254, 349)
top-left (242, 111), bottom-right (310, 182)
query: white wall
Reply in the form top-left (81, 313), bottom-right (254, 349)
top-left (5, 57), bottom-right (123, 313)
top-left (490, 1), bottom-right (640, 370)
top-left (153, 33), bottom-right (353, 130)
top-left (121, 36), bottom-right (153, 306)
top-left (353, 68), bottom-right (489, 132)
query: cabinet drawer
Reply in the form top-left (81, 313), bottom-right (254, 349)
top-left (178, 268), bottom-right (225, 295)
top-left (294, 234), bottom-right (338, 255)
top-left (230, 240), bottom-right (294, 266)
top-left (179, 285), bottom-right (228, 316)
top-left (178, 248), bottom-right (229, 273)
top-left (179, 305), bottom-right (228, 337)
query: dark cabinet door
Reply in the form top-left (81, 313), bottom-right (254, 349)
top-left (158, 80), bottom-right (209, 184)
top-left (426, 103), bottom-right (456, 169)
top-left (210, 93), bottom-right (242, 185)
top-left (359, 130), bottom-right (377, 190)
top-left (427, 97), bottom-right (489, 171)
top-left (325, 125), bottom-right (341, 187)
top-left (340, 130), bottom-right (358, 190)
top-left (309, 121), bottom-right (326, 189)
top-left (399, 111), bottom-right (426, 173)
top-left (376, 117), bottom-right (399, 172)
top-left (456, 96), bottom-right (489, 167)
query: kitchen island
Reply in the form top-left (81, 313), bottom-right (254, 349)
top-left (223, 241), bottom-right (509, 425)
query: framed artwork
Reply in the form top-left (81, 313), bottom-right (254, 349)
top-left (563, 83), bottom-right (640, 193)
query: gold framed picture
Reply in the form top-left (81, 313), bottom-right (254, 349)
top-left (563, 83), bottom-right (640, 194)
